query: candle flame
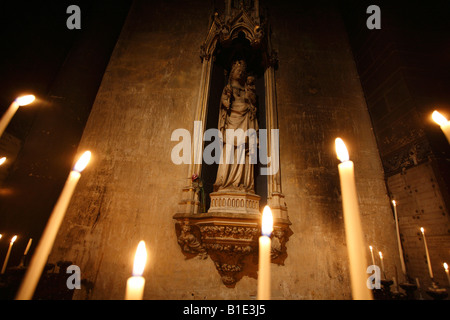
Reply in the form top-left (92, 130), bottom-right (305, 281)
top-left (0, 157), bottom-right (6, 166)
top-left (15, 95), bottom-right (35, 106)
top-left (420, 227), bottom-right (424, 234)
top-left (432, 110), bottom-right (448, 127)
top-left (11, 235), bottom-right (17, 244)
top-left (379, 251), bottom-right (383, 259)
top-left (335, 138), bottom-right (349, 162)
top-left (0, 234), bottom-right (2, 239)
top-left (132, 240), bottom-right (147, 277)
top-left (392, 200), bottom-right (396, 206)
top-left (73, 151), bottom-right (91, 173)
top-left (261, 205), bottom-right (273, 237)
top-left (444, 262), bottom-right (448, 271)
top-left (369, 245), bottom-right (373, 251)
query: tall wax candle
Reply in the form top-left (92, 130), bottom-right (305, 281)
top-left (444, 263), bottom-right (450, 286)
top-left (379, 251), bottom-right (385, 279)
top-left (16, 151), bottom-right (91, 300)
top-left (369, 246), bottom-right (375, 266)
top-left (335, 138), bottom-right (372, 300)
top-left (0, 95), bottom-right (35, 138)
top-left (1, 235), bottom-right (17, 274)
top-left (392, 200), bottom-right (407, 278)
top-left (19, 238), bottom-right (33, 268)
top-left (257, 206), bottom-right (273, 300)
top-left (24, 238), bottom-right (33, 256)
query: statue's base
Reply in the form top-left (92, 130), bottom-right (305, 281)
top-left (208, 191), bottom-right (261, 215)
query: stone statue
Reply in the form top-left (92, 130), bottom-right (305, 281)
top-left (214, 60), bottom-right (259, 193)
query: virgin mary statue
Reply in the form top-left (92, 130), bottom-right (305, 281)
top-left (213, 60), bottom-right (259, 193)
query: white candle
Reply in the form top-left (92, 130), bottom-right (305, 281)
top-left (0, 95), bottom-right (35, 138)
top-left (335, 138), bottom-right (372, 300)
top-left (18, 238), bottom-right (33, 268)
top-left (257, 205), bottom-right (273, 300)
top-left (16, 151), bottom-right (91, 300)
top-left (24, 238), bottom-right (33, 256)
top-left (125, 240), bottom-right (147, 300)
top-left (432, 110), bottom-right (450, 143)
top-left (369, 246), bottom-right (375, 266)
top-left (392, 200), bottom-right (407, 278)
top-left (444, 263), bottom-right (450, 286)
top-left (415, 277), bottom-right (421, 289)
top-left (379, 251), bottom-right (385, 278)
top-left (420, 227), bottom-right (433, 279)
top-left (1, 235), bottom-right (17, 274)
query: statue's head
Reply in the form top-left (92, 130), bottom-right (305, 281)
top-left (230, 60), bottom-right (247, 81)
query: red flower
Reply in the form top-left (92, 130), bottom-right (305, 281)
top-left (192, 173), bottom-right (199, 181)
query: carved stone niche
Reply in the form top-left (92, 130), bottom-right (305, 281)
top-left (173, 212), bottom-right (292, 287)
top-left (173, 1), bottom-right (292, 287)
top-left (209, 191), bottom-right (261, 215)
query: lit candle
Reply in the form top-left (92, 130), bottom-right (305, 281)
top-left (0, 95), bottom-right (35, 138)
top-left (257, 205), bottom-right (273, 300)
top-left (15, 151), bottom-right (91, 300)
top-left (444, 263), bottom-right (450, 286)
top-left (392, 200), bottom-right (407, 278)
top-left (379, 251), bottom-right (385, 278)
top-left (335, 138), bottom-right (372, 300)
top-left (420, 227), bottom-right (433, 280)
top-left (125, 240), bottom-right (148, 300)
top-left (432, 111), bottom-right (450, 143)
top-left (0, 157), bottom-right (6, 166)
top-left (1, 235), bottom-right (17, 274)
top-left (369, 246), bottom-right (375, 266)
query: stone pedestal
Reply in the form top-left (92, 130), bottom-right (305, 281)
top-left (173, 206), bottom-right (291, 287)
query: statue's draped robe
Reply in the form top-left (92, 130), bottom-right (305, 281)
top-left (214, 83), bottom-right (258, 193)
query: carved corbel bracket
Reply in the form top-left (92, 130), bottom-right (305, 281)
top-left (173, 212), bottom-right (291, 287)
